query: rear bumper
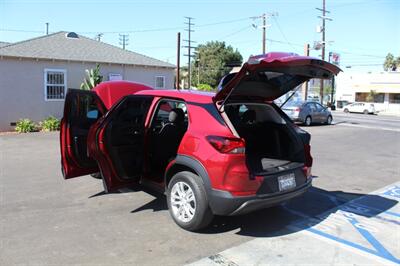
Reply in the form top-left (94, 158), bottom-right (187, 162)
top-left (208, 179), bottom-right (312, 216)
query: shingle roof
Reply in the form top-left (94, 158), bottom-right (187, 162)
top-left (0, 41), bottom-right (10, 48)
top-left (0, 31), bottom-right (175, 68)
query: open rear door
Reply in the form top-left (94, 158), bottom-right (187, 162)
top-left (90, 95), bottom-right (154, 192)
top-left (60, 89), bottom-right (106, 179)
top-left (215, 52), bottom-right (341, 103)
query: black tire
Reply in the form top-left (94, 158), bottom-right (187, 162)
top-left (363, 109), bottom-right (369, 114)
top-left (167, 171), bottom-right (213, 231)
top-left (326, 115), bottom-right (333, 125)
top-left (304, 116), bottom-right (312, 126)
top-left (344, 108), bottom-right (349, 113)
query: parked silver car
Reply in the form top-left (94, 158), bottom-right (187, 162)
top-left (282, 101), bottom-right (333, 126)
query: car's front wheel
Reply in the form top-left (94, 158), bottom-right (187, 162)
top-left (363, 109), bottom-right (369, 114)
top-left (344, 108), bottom-right (349, 113)
top-left (167, 171), bottom-right (213, 231)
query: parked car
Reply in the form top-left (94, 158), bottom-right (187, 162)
top-left (282, 101), bottom-right (333, 126)
top-left (60, 52), bottom-right (340, 231)
top-left (343, 102), bottom-right (376, 114)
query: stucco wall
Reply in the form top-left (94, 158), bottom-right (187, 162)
top-left (0, 58), bottom-right (174, 131)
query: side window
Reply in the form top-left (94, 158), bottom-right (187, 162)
top-left (151, 100), bottom-right (188, 132)
top-left (309, 103), bottom-right (317, 111)
top-left (315, 103), bottom-right (324, 112)
top-left (70, 93), bottom-right (102, 128)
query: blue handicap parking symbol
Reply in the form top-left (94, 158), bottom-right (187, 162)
top-left (382, 185), bottom-right (400, 199)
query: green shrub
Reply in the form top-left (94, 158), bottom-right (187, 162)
top-left (15, 119), bottom-right (37, 133)
top-left (40, 116), bottom-right (60, 131)
top-left (197, 83), bottom-right (214, 92)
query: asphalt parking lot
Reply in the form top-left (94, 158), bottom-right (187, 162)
top-left (1, 114), bottom-right (399, 265)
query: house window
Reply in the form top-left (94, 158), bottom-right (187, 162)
top-left (44, 69), bottom-right (67, 100)
top-left (155, 76), bottom-right (165, 89)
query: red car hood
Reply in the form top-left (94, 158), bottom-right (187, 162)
top-left (214, 52), bottom-right (341, 102)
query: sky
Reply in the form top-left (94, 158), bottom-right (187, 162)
top-left (1, 0), bottom-right (399, 73)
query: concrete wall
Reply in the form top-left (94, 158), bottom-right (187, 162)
top-left (0, 58), bottom-right (174, 131)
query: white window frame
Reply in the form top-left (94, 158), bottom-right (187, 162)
top-left (155, 76), bottom-right (165, 89)
top-left (44, 68), bottom-right (67, 101)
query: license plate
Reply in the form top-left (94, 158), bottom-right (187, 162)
top-left (278, 173), bottom-right (296, 191)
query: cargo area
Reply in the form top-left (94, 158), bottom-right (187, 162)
top-left (224, 103), bottom-right (306, 175)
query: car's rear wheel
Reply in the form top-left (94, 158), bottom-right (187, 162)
top-left (326, 115), bottom-right (333, 125)
top-left (167, 171), bottom-right (213, 231)
top-left (363, 109), bottom-right (369, 114)
top-left (304, 116), bottom-right (312, 126)
top-left (344, 108), bottom-right (349, 113)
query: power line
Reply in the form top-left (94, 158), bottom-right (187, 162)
top-left (272, 16), bottom-right (296, 51)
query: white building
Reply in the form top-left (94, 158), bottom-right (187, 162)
top-left (335, 71), bottom-right (400, 114)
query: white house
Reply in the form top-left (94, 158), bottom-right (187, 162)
top-left (0, 31), bottom-right (175, 131)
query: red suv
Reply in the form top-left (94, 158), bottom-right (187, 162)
top-left (60, 52), bottom-right (340, 231)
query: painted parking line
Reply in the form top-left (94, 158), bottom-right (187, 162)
top-left (188, 182), bottom-right (400, 266)
top-left (334, 122), bottom-right (400, 132)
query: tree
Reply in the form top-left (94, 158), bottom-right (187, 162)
top-left (366, 90), bottom-right (377, 102)
top-left (383, 53), bottom-right (399, 71)
top-left (191, 41), bottom-right (242, 89)
top-left (81, 64), bottom-right (103, 90)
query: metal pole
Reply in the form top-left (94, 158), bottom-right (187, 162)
top-left (319, 0), bottom-right (326, 105)
top-left (176, 32), bottom-right (181, 90)
top-left (262, 14), bottom-right (266, 54)
top-left (46, 23), bottom-right (49, 35)
top-left (302, 43), bottom-right (310, 101)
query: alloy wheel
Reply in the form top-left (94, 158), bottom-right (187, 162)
top-left (170, 181), bottom-right (196, 223)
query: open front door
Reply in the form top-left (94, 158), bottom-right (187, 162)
top-left (91, 95), bottom-right (154, 192)
top-left (60, 89), bottom-right (106, 179)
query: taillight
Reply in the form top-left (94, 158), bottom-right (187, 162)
top-left (206, 136), bottom-right (245, 154)
top-left (294, 107), bottom-right (300, 112)
top-left (303, 166), bottom-right (312, 180)
top-left (304, 144), bottom-right (313, 167)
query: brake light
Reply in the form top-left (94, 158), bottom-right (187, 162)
top-left (206, 136), bottom-right (245, 154)
top-left (304, 144), bottom-right (313, 167)
top-left (303, 166), bottom-right (312, 180)
top-left (294, 107), bottom-right (300, 112)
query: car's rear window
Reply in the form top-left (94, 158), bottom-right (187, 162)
top-left (225, 103), bottom-right (286, 128)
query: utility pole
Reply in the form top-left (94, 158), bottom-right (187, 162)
top-left (95, 33), bottom-right (103, 42)
top-left (45, 23), bottom-right (49, 35)
top-left (302, 43), bottom-right (310, 101)
top-left (251, 13), bottom-right (277, 54)
top-left (176, 32), bottom-right (181, 90)
top-left (316, 0), bottom-right (332, 104)
top-left (119, 34), bottom-right (129, 50)
top-left (262, 14), bottom-right (266, 54)
top-left (183, 17), bottom-right (195, 89)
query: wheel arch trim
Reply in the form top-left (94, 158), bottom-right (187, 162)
top-left (164, 155), bottom-right (212, 191)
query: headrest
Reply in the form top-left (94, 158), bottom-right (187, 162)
top-left (242, 110), bottom-right (256, 124)
top-left (169, 108), bottom-right (185, 124)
